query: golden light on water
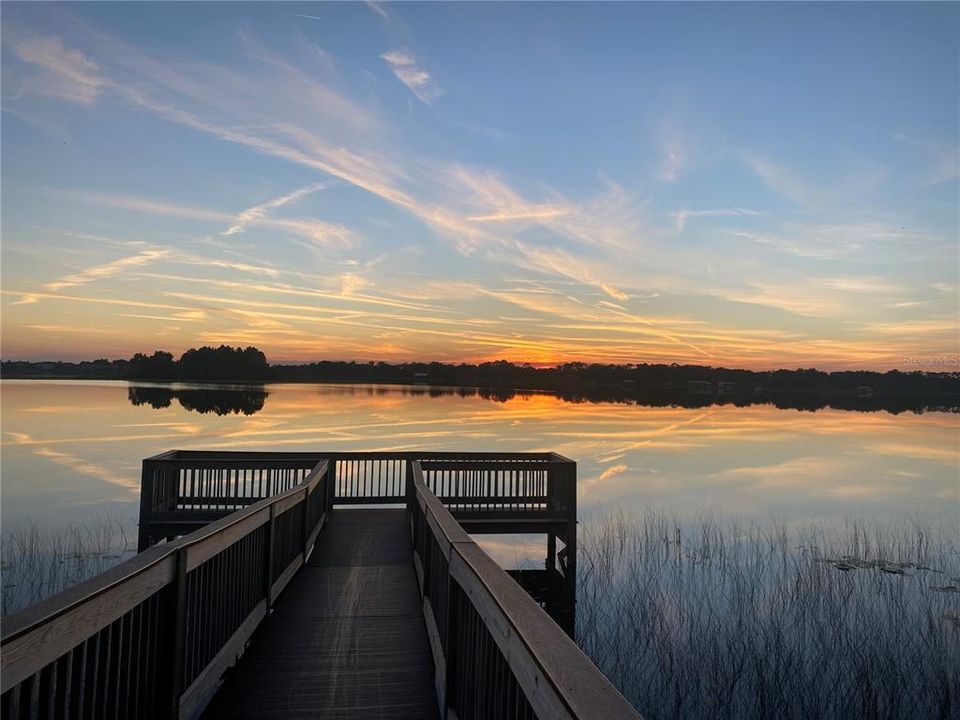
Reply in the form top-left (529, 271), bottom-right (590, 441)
top-left (3, 381), bottom-right (956, 532)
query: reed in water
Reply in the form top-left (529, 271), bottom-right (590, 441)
top-left (1, 515), bottom-right (135, 616)
top-left (577, 511), bottom-right (959, 720)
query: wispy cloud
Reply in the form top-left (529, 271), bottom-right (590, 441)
top-left (65, 191), bottom-right (229, 222)
top-left (8, 32), bottom-right (106, 105)
top-left (202, 260), bottom-right (281, 278)
top-left (61, 189), bottom-right (354, 247)
top-left (14, 30), bottom-right (634, 301)
top-left (747, 155), bottom-right (887, 208)
top-left (366, 1), bottom-right (391, 23)
top-left (340, 273), bottom-right (369, 296)
top-left (861, 319), bottom-right (958, 336)
top-left (656, 120), bottom-right (690, 184)
top-left (381, 49), bottom-right (442, 105)
top-left (817, 276), bottom-right (904, 294)
top-left (223, 182), bottom-right (326, 236)
top-left (747, 156), bottom-right (819, 206)
top-left (601, 284), bottom-right (629, 302)
top-left (672, 207), bottom-right (759, 232)
top-left (44, 249), bottom-right (171, 291)
top-left (26, 323), bottom-right (123, 334)
top-left (659, 142), bottom-right (684, 183)
top-left (1, 289), bottom-right (196, 313)
top-left (728, 222), bottom-right (937, 260)
top-left (467, 207), bottom-right (570, 223)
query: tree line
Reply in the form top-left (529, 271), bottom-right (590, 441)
top-left (2, 345), bottom-right (269, 382)
top-left (3, 346), bottom-right (959, 401)
top-left (271, 358), bottom-right (960, 396)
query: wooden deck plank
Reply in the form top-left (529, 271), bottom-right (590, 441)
top-left (203, 509), bottom-right (439, 720)
top-left (309, 509), bottom-right (415, 568)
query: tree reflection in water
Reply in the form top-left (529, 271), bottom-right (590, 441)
top-left (127, 386), bottom-right (267, 415)
top-left (126, 382), bottom-right (958, 416)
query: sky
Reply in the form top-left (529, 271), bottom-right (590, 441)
top-left (1, 2), bottom-right (957, 370)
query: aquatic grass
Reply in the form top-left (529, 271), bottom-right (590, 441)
top-left (576, 511), bottom-right (960, 720)
top-left (1, 515), bottom-right (136, 616)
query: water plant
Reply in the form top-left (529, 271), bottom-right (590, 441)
top-left (577, 511), bottom-right (959, 720)
top-left (1, 515), bottom-right (136, 616)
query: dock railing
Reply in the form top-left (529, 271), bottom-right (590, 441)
top-left (409, 460), bottom-right (641, 719)
top-left (138, 451), bottom-right (575, 548)
top-left (138, 451), bottom-right (324, 550)
top-left (1, 459), bottom-right (330, 720)
top-left (3, 450), bottom-right (639, 720)
top-left (137, 450), bottom-right (579, 634)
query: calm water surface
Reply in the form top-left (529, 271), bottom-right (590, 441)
top-left (3, 380), bottom-right (958, 717)
top-left (3, 379), bottom-right (957, 539)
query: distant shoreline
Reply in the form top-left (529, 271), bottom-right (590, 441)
top-left (2, 373), bottom-right (957, 396)
top-left (6, 375), bottom-right (958, 415)
top-left (4, 348), bottom-right (959, 416)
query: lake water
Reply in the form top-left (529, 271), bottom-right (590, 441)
top-left (3, 380), bottom-right (958, 716)
top-left (2, 380), bottom-right (957, 537)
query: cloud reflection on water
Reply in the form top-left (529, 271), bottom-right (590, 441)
top-left (1, 381), bottom-right (956, 535)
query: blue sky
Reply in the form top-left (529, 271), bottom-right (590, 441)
top-left (1, 2), bottom-right (957, 368)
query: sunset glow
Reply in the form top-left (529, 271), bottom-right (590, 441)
top-left (2, 3), bottom-right (957, 369)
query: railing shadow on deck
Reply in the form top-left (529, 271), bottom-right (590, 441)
top-left (2, 451), bottom-right (641, 720)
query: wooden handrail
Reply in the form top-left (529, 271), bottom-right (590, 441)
top-left (2, 461), bottom-right (325, 646)
top-left (137, 451), bottom-right (579, 548)
top-left (1, 460), bottom-right (330, 720)
top-left (2, 450), bottom-right (621, 719)
top-left (409, 461), bottom-right (641, 720)
top-left (418, 460), bottom-right (558, 471)
top-left (147, 450), bottom-right (561, 460)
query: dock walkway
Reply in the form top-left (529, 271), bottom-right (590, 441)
top-left (205, 509), bottom-right (438, 719)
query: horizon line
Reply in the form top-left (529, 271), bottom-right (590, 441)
top-left (3, 354), bottom-right (958, 376)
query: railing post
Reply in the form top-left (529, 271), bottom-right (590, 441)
top-left (405, 459), bottom-right (415, 513)
top-left (323, 461), bottom-right (331, 516)
top-left (138, 460), bottom-right (154, 552)
top-left (546, 461), bottom-right (555, 513)
top-left (167, 465), bottom-right (180, 512)
top-left (326, 457), bottom-right (337, 509)
top-left (168, 547), bottom-right (188, 719)
top-left (302, 486), bottom-right (310, 558)
top-left (265, 504), bottom-right (276, 608)
top-left (564, 460), bottom-right (577, 639)
top-left (442, 571), bottom-right (457, 717)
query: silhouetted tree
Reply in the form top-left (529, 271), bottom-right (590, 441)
top-left (178, 345), bottom-right (270, 382)
top-left (127, 351), bottom-right (176, 381)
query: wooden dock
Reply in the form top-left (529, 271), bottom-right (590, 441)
top-left (204, 509), bottom-right (438, 719)
top-left (1, 451), bottom-right (642, 720)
